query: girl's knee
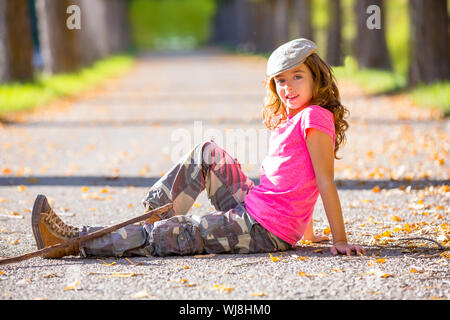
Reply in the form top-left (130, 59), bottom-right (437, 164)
top-left (200, 139), bottom-right (220, 155)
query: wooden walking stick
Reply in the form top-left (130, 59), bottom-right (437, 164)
top-left (0, 203), bottom-right (173, 266)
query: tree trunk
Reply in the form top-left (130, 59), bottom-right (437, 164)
top-left (234, 0), bottom-right (248, 49)
top-left (211, 0), bottom-right (236, 47)
top-left (326, 0), bottom-right (342, 66)
top-left (210, 0), bottom-right (227, 44)
top-left (354, 0), bottom-right (391, 70)
top-left (35, 0), bottom-right (82, 74)
top-left (76, 0), bottom-right (109, 66)
top-left (291, 0), bottom-right (313, 40)
top-left (104, 0), bottom-right (131, 54)
top-left (241, 0), bottom-right (257, 52)
top-left (273, 0), bottom-right (290, 47)
top-left (408, 0), bottom-right (449, 86)
top-left (0, 0), bottom-right (34, 83)
top-left (254, 0), bottom-right (276, 53)
top-left (246, 0), bottom-right (261, 52)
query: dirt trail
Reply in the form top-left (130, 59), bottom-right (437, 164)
top-left (0, 47), bottom-right (448, 300)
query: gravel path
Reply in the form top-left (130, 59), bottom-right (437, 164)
top-left (0, 47), bottom-right (449, 301)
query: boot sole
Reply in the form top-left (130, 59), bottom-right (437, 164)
top-left (31, 194), bottom-right (47, 250)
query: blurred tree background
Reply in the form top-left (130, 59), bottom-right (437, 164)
top-left (0, 0), bottom-right (448, 115)
top-left (129, 0), bottom-right (216, 50)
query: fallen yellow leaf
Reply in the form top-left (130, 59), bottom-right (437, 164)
top-left (404, 223), bottom-right (411, 232)
top-left (139, 165), bottom-right (150, 176)
top-left (360, 269), bottom-right (392, 278)
top-left (17, 185), bottom-right (25, 192)
top-left (368, 216), bottom-right (381, 224)
top-left (97, 259), bottom-right (116, 266)
top-left (391, 215), bottom-right (402, 222)
top-left (131, 289), bottom-right (153, 299)
top-left (9, 212), bottom-right (22, 217)
top-left (1, 167), bottom-right (12, 174)
top-left (108, 272), bottom-right (135, 278)
top-left (185, 283), bottom-right (197, 287)
top-left (269, 253), bottom-right (280, 262)
top-left (81, 187), bottom-right (89, 192)
top-left (323, 227), bottom-right (331, 235)
top-left (251, 292), bottom-right (268, 297)
top-left (382, 230), bottom-right (392, 238)
top-left (212, 284), bottom-right (234, 293)
top-left (65, 278), bottom-right (80, 291)
top-left (379, 273), bottom-right (392, 278)
top-left (27, 178), bottom-right (39, 184)
top-left (439, 223), bottom-right (449, 230)
top-left (410, 267), bottom-right (424, 273)
top-left (375, 258), bottom-right (386, 264)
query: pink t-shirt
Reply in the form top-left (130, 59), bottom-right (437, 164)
top-left (244, 105), bottom-right (335, 245)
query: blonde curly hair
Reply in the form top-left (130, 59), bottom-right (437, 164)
top-left (262, 53), bottom-right (350, 160)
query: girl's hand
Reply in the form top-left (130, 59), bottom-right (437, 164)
top-left (302, 232), bottom-right (329, 243)
top-left (331, 241), bottom-right (365, 256)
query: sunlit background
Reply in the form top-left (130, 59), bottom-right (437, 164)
top-left (0, 0), bottom-right (449, 116)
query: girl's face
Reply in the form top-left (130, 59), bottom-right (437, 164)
top-left (273, 63), bottom-right (314, 115)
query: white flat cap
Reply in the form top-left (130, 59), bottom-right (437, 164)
top-left (266, 38), bottom-right (318, 78)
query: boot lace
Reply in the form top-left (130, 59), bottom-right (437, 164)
top-left (43, 209), bottom-right (79, 238)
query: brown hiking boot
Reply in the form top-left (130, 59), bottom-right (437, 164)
top-left (31, 194), bottom-right (80, 259)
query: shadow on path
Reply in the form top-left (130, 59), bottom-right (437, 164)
top-left (1, 117), bottom-right (446, 128)
top-left (1, 117), bottom-right (262, 127)
top-left (0, 176), bottom-right (448, 190)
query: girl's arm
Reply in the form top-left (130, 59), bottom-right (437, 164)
top-left (305, 128), bottom-right (365, 256)
top-left (302, 218), bottom-right (329, 243)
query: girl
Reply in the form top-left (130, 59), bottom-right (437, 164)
top-left (31, 38), bottom-right (365, 259)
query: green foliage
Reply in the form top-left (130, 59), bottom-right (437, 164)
top-left (128, 0), bottom-right (217, 50)
top-left (333, 56), bottom-right (450, 115)
top-left (340, 0), bottom-right (356, 57)
top-left (311, 0), bottom-right (329, 30)
top-left (409, 82), bottom-right (450, 116)
top-left (385, 0), bottom-right (410, 77)
top-left (0, 55), bottom-right (134, 115)
top-left (311, 0), bottom-right (329, 54)
top-left (334, 56), bottom-right (407, 94)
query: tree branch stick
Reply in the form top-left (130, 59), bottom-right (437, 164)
top-left (0, 203), bottom-right (173, 266)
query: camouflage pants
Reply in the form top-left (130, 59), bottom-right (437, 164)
top-left (79, 141), bottom-right (291, 257)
